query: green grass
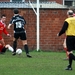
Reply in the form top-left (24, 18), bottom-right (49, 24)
top-left (0, 51), bottom-right (75, 75)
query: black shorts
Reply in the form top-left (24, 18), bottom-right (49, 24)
top-left (14, 31), bottom-right (27, 40)
top-left (66, 36), bottom-right (75, 52)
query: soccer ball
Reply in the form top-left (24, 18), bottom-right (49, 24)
top-left (16, 49), bottom-right (22, 55)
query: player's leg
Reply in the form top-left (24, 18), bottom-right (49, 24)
top-left (22, 40), bottom-right (32, 58)
top-left (12, 38), bottom-right (18, 55)
top-left (0, 43), bottom-right (6, 54)
top-left (65, 51), bottom-right (73, 70)
top-left (22, 40), bottom-right (29, 54)
top-left (65, 36), bottom-right (75, 70)
top-left (0, 43), bottom-right (3, 52)
top-left (12, 33), bottom-right (19, 55)
top-left (5, 44), bottom-right (14, 52)
top-left (20, 32), bottom-right (32, 58)
top-left (1, 46), bottom-right (7, 54)
top-left (0, 38), bottom-right (5, 47)
top-left (63, 38), bottom-right (69, 60)
top-left (0, 38), bottom-right (6, 54)
top-left (1, 44), bottom-right (14, 54)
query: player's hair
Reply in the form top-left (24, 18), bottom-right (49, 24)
top-left (67, 10), bottom-right (73, 16)
top-left (1, 14), bottom-right (6, 18)
top-left (13, 8), bottom-right (19, 14)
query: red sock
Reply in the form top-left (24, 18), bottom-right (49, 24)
top-left (64, 48), bottom-right (69, 58)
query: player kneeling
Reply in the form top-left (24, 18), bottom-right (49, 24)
top-left (0, 43), bottom-right (22, 55)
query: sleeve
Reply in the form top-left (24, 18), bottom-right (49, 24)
top-left (22, 17), bottom-right (26, 25)
top-left (9, 17), bottom-right (14, 24)
top-left (3, 27), bottom-right (9, 35)
top-left (58, 21), bottom-right (68, 36)
top-left (24, 18), bottom-right (26, 25)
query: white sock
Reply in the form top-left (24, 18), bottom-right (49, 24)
top-left (8, 45), bottom-right (14, 52)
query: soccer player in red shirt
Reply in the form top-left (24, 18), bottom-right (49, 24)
top-left (0, 15), bottom-right (10, 47)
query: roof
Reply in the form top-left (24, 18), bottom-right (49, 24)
top-left (0, 2), bottom-right (67, 9)
top-left (65, 0), bottom-right (74, 1)
top-left (0, 2), bottom-right (30, 8)
top-left (33, 2), bottom-right (67, 9)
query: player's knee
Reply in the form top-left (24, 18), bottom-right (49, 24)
top-left (22, 40), bottom-right (27, 45)
top-left (23, 43), bottom-right (27, 45)
top-left (13, 39), bottom-right (17, 43)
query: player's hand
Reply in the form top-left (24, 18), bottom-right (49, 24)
top-left (7, 24), bottom-right (11, 29)
top-left (7, 26), bottom-right (10, 29)
top-left (57, 33), bottom-right (59, 37)
top-left (7, 34), bottom-right (11, 37)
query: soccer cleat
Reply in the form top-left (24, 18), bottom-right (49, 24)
top-left (63, 58), bottom-right (69, 60)
top-left (12, 52), bottom-right (16, 56)
top-left (0, 52), bottom-right (5, 54)
top-left (27, 54), bottom-right (32, 58)
top-left (65, 65), bottom-right (72, 70)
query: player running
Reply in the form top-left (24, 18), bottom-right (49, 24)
top-left (57, 10), bottom-right (75, 70)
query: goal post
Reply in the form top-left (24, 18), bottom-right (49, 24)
top-left (29, 0), bottom-right (40, 51)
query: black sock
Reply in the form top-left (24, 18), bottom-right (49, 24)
top-left (24, 45), bottom-right (29, 54)
top-left (68, 53), bottom-right (75, 67)
top-left (13, 41), bottom-right (17, 52)
top-left (1, 47), bottom-right (7, 53)
top-left (69, 55), bottom-right (72, 67)
top-left (69, 53), bottom-right (75, 60)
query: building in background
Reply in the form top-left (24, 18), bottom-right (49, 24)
top-left (64, 0), bottom-right (75, 7)
top-left (0, 0), bottom-right (75, 7)
top-left (0, 0), bottom-right (68, 51)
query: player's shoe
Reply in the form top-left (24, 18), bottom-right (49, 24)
top-left (0, 52), bottom-right (5, 54)
top-left (12, 52), bottom-right (16, 56)
top-left (27, 54), bottom-right (32, 58)
top-left (63, 58), bottom-right (69, 60)
top-left (65, 65), bottom-right (72, 70)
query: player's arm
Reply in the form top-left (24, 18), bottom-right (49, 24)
top-left (58, 21), bottom-right (68, 36)
top-left (3, 27), bottom-right (9, 35)
top-left (21, 16), bottom-right (26, 25)
top-left (23, 17), bottom-right (27, 29)
top-left (3, 27), bottom-right (11, 37)
top-left (8, 24), bottom-right (12, 29)
top-left (8, 17), bottom-right (13, 29)
top-left (24, 18), bottom-right (26, 25)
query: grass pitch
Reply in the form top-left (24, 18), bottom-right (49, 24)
top-left (0, 51), bottom-right (75, 75)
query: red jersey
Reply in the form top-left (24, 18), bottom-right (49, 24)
top-left (0, 20), bottom-right (8, 40)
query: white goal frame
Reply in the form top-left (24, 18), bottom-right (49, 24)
top-left (29, 0), bottom-right (40, 51)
